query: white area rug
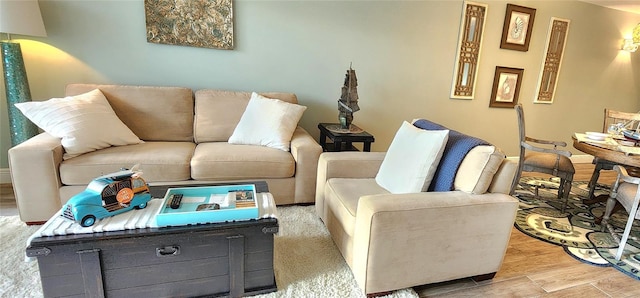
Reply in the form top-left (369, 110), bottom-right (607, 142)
top-left (0, 205), bottom-right (417, 298)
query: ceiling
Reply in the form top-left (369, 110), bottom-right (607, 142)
top-left (581, 0), bottom-right (640, 14)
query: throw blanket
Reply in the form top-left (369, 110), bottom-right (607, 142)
top-left (413, 119), bottom-right (489, 192)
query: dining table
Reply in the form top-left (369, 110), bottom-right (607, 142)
top-left (573, 133), bottom-right (640, 167)
top-left (572, 132), bottom-right (640, 205)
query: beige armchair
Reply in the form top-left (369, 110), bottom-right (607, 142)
top-left (315, 150), bottom-right (519, 295)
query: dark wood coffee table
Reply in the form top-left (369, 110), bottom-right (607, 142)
top-left (26, 181), bottom-right (277, 298)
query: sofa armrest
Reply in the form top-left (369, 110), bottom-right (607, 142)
top-left (352, 191), bottom-right (518, 294)
top-left (8, 133), bottom-right (64, 223)
top-left (289, 126), bottom-right (323, 204)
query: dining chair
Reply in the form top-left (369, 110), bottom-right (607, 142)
top-left (511, 104), bottom-right (575, 212)
top-left (601, 165), bottom-right (640, 260)
top-left (587, 109), bottom-right (640, 201)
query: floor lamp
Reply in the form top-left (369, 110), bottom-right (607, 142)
top-left (0, 0), bottom-right (47, 147)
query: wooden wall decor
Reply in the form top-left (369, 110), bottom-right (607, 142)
top-left (450, 1), bottom-right (488, 100)
top-left (144, 0), bottom-right (234, 50)
top-left (534, 17), bottom-right (570, 104)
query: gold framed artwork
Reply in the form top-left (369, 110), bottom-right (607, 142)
top-left (534, 17), bottom-right (571, 104)
top-left (500, 4), bottom-right (536, 52)
top-left (144, 0), bottom-right (234, 50)
top-left (450, 1), bottom-right (488, 100)
top-left (489, 66), bottom-right (523, 108)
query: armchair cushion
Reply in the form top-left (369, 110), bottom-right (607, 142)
top-left (14, 89), bottom-right (142, 160)
top-left (228, 92), bottom-right (306, 151)
top-left (375, 121), bottom-right (449, 194)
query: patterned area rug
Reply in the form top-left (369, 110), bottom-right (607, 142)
top-left (514, 176), bottom-right (640, 280)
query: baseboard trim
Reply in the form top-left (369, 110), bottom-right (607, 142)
top-left (507, 154), bottom-right (593, 164)
top-left (0, 168), bottom-right (11, 184)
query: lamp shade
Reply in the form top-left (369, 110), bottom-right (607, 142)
top-left (0, 0), bottom-right (46, 37)
top-left (633, 23), bottom-right (640, 44)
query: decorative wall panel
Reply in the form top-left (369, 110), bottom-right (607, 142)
top-left (145, 0), bottom-right (234, 50)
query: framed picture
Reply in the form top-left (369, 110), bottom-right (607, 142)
top-left (500, 4), bottom-right (536, 51)
top-left (489, 66), bottom-right (523, 108)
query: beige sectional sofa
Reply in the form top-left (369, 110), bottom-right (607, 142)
top-left (315, 121), bottom-right (519, 295)
top-left (9, 84), bottom-right (322, 224)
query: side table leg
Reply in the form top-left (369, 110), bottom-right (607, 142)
top-left (363, 142), bottom-right (371, 152)
top-left (319, 133), bottom-right (327, 151)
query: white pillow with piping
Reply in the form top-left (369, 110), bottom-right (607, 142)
top-left (228, 92), bottom-right (306, 151)
top-left (375, 121), bottom-right (449, 194)
top-left (15, 89), bottom-right (142, 159)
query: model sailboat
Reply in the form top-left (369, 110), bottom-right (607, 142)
top-left (338, 64), bottom-right (360, 130)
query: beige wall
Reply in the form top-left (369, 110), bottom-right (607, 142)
top-left (1, 0), bottom-right (639, 169)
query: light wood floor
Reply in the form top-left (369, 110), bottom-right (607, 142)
top-left (1, 164), bottom-right (639, 296)
top-left (415, 163), bottom-right (640, 297)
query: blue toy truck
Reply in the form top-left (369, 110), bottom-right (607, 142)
top-left (61, 169), bottom-right (152, 227)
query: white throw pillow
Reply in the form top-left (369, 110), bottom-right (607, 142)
top-left (375, 121), bottom-right (449, 194)
top-left (15, 89), bottom-right (142, 159)
top-left (228, 92), bottom-right (307, 151)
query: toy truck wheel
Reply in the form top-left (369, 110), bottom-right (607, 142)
top-left (135, 202), bottom-right (148, 209)
top-left (81, 215), bottom-right (96, 227)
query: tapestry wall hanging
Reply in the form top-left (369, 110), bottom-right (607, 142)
top-left (144, 0), bottom-right (234, 50)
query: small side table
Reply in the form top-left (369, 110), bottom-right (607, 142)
top-left (318, 123), bottom-right (375, 152)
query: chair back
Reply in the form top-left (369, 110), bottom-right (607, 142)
top-left (515, 104), bottom-right (526, 156)
top-left (603, 109), bottom-right (640, 133)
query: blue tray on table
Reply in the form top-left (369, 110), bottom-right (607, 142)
top-left (155, 184), bottom-right (259, 227)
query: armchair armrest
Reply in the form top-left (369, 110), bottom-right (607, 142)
top-left (315, 151), bottom-right (385, 219)
top-left (352, 191), bottom-right (518, 294)
top-left (522, 141), bottom-right (572, 157)
top-left (525, 136), bottom-right (567, 147)
top-left (613, 165), bottom-right (640, 184)
top-left (289, 126), bottom-right (323, 204)
top-left (8, 133), bottom-right (64, 223)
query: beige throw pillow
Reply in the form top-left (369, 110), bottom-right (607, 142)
top-left (228, 92), bottom-right (306, 151)
top-left (15, 89), bottom-right (142, 159)
top-left (454, 145), bottom-right (505, 194)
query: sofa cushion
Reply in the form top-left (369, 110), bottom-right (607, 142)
top-left (454, 146), bottom-right (505, 194)
top-left (60, 142), bottom-right (195, 184)
top-left (325, 178), bottom-right (389, 236)
top-left (191, 142), bottom-right (295, 180)
top-left (15, 89), bottom-right (143, 160)
top-left (65, 84), bottom-right (194, 142)
top-left (375, 121), bottom-right (449, 194)
top-left (194, 90), bottom-right (298, 143)
top-left (228, 92), bottom-right (306, 151)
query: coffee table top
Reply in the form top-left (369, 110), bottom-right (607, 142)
top-left (27, 181), bottom-right (277, 249)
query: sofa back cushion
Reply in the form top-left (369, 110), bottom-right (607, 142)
top-left (194, 90), bottom-right (298, 143)
top-left (65, 84), bottom-right (194, 142)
